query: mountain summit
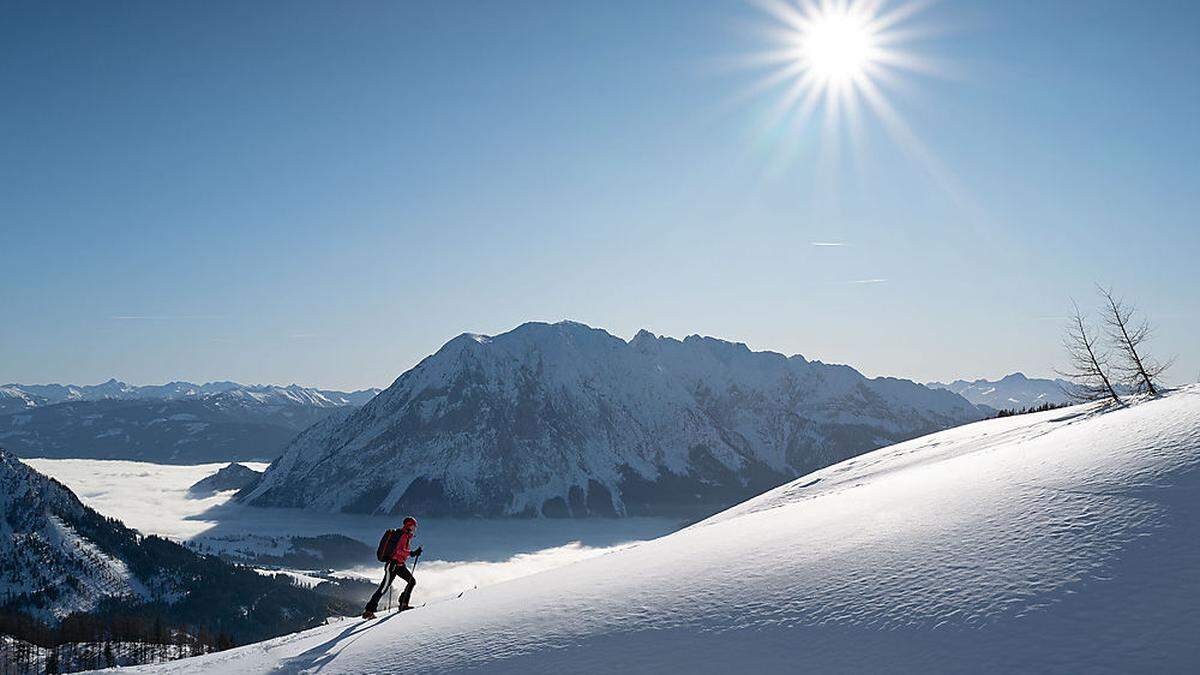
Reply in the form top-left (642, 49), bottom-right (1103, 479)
top-left (240, 321), bottom-right (982, 517)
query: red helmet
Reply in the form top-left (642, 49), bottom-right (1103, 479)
top-left (403, 516), bottom-right (418, 529)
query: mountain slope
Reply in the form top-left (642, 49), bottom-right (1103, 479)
top-left (0, 449), bottom-right (353, 642)
top-left (142, 386), bottom-right (1200, 673)
top-left (0, 386), bottom-right (46, 414)
top-left (0, 450), bottom-right (151, 622)
top-left (241, 321), bottom-right (982, 517)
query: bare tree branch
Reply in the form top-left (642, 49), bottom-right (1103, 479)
top-left (1055, 299), bottom-right (1122, 404)
top-left (1097, 285), bottom-right (1171, 396)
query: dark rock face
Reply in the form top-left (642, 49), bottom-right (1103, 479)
top-left (241, 322), bottom-right (984, 518)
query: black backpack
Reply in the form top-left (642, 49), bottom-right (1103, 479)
top-left (376, 528), bottom-right (401, 563)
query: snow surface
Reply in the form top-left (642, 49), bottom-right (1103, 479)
top-left (132, 387), bottom-right (1200, 673)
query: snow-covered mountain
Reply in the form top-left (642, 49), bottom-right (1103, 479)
top-left (925, 372), bottom-right (1075, 410)
top-left (0, 385), bottom-right (379, 464)
top-left (141, 386), bottom-right (1200, 673)
top-left (241, 321), bottom-right (983, 518)
top-left (0, 386), bottom-right (46, 414)
top-left (1, 379), bottom-right (380, 408)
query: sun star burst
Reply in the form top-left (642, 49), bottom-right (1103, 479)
top-left (735, 0), bottom-right (945, 173)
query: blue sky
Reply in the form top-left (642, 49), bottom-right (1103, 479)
top-left (2, 0), bottom-right (1197, 390)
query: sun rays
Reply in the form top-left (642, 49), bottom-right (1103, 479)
top-left (732, 0), bottom-right (950, 176)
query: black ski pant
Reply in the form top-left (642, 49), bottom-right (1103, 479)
top-left (365, 560), bottom-right (415, 612)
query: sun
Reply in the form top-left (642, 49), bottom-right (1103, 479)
top-left (732, 0), bottom-right (945, 172)
top-left (799, 9), bottom-right (876, 83)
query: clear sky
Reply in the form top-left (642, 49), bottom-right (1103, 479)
top-left (2, 0), bottom-right (1197, 391)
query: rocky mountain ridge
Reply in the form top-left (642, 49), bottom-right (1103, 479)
top-left (241, 321), bottom-right (984, 518)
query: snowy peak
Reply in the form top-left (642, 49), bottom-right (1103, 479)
top-left (0, 386), bottom-right (46, 413)
top-left (242, 321), bottom-right (983, 518)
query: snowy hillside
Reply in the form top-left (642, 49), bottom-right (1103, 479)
top-left (143, 386), bottom-right (1200, 673)
top-left (0, 451), bottom-right (151, 622)
top-left (0, 386), bottom-right (46, 414)
top-left (242, 321), bottom-right (982, 517)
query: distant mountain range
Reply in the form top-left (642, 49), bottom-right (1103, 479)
top-left (0, 379), bottom-right (379, 413)
top-left (240, 321), bottom-right (985, 518)
top-left (0, 448), bottom-right (353, 640)
top-left (0, 381), bottom-right (380, 464)
top-left (926, 372), bottom-right (1099, 411)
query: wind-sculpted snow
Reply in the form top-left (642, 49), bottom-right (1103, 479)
top-left (145, 386), bottom-right (1200, 673)
top-left (243, 321), bottom-right (982, 517)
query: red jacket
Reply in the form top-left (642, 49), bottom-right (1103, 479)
top-left (391, 527), bottom-right (414, 564)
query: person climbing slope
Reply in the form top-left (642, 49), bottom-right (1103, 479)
top-left (363, 516), bottom-right (422, 619)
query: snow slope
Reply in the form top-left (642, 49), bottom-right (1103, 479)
top-left (139, 386), bottom-right (1200, 673)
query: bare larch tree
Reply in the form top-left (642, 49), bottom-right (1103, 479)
top-left (1097, 286), bottom-right (1172, 396)
top-left (1058, 300), bottom-right (1123, 404)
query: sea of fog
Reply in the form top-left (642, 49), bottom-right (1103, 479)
top-left (25, 458), bottom-right (682, 606)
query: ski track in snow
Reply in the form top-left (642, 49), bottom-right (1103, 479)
top-left (122, 387), bottom-right (1200, 674)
